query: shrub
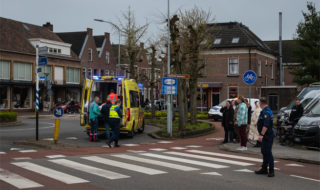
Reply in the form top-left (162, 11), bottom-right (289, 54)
top-left (0, 112), bottom-right (17, 123)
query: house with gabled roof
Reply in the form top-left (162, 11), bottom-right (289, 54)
top-left (200, 22), bottom-right (278, 110)
top-left (0, 17), bottom-right (81, 112)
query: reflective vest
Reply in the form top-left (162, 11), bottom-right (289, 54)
top-left (108, 93), bottom-right (118, 104)
top-left (109, 105), bottom-right (120, 119)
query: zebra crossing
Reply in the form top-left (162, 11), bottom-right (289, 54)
top-left (2, 149), bottom-right (265, 189)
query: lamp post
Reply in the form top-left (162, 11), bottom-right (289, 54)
top-left (94, 19), bottom-right (121, 75)
top-left (167, 0), bottom-right (172, 137)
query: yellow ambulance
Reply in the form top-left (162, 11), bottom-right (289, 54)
top-left (80, 76), bottom-right (145, 137)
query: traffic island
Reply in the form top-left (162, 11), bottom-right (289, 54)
top-left (13, 140), bottom-right (77, 150)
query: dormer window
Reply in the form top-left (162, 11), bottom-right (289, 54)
top-left (232, 37), bottom-right (240, 43)
top-left (214, 38), bottom-right (221, 45)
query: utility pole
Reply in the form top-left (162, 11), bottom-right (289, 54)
top-left (279, 12), bottom-right (284, 86)
top-left (35, 45), bottom-right (40, 141)
top-left (167, 0), bottom-right (172, 136)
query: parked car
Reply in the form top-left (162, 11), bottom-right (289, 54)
top-left (293, 97), bottom-right (320, 147)
top-left (208, 98), bottom-right (259, 121)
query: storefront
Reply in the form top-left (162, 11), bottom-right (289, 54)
top-left (0, 85), bottom-right (10, 109)
top-left (12, 86), bottom-right (32, 109)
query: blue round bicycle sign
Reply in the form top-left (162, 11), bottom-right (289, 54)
top-left (243, 70), bottom-right (257, 85)
top-left (54, 107), bottom-right (64, 118)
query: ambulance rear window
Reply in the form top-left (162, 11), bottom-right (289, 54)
top-left (129, 91), bottom-right (140, 108)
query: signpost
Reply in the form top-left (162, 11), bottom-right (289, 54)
top-left (162, 77), bottom-right (178, 95)
top-left (243, 70), bottom-right (257, 104)
top-left (53, 107), bottom-right (64, 144)
top-left (168, 74), bottom-right (190, 79)
top-left (38, 57), bottom-right (48, 66)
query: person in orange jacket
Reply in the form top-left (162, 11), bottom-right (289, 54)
top-left (107, 89), bottom-right (118, 105)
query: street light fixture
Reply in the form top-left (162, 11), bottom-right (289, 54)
top-left (94, 19), bottom-right (121, 76)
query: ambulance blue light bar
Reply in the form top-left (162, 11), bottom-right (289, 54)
top-left (92, 75), bottom-right (101, 80)
top-left (116, 76), bottom-right (124, 81)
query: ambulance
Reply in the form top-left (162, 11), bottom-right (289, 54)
top-left (80, 76), bottom-right (145, 137)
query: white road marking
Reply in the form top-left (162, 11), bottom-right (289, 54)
top-left (65, 137), bottom-right (78, 140)
top-left (201, 172), bottom-right (222, 176)
top-left (185, 145), bottom-right (202, 148)
top-left (285, 163), bottom-right (304, 167)
top-left (149, 148), bottom-right (168, 151)
top-left (122, 144), bottom-right (139, 147)
top-left (42, 138), bottom-right (54, 141)
top-left (46, 155), bottom-right (66, 159)
top-left (186, 150), bottom-right (263, 163)
top-left (157, 141), bottom-right (173, 144)
top-left (206, 138), bottom-right (224, 141)
top-left (290, 175), bottom-right (320, 183)
top-left (234, 169), bottom-right (253, 173)
top-left (141, 153), bottom-right (228, 169)
top-left (127, 150), bottom-right (147, 153)
top-left (19, 150), bottom-right (37, 153)
top-left (0, 168), bottom-right (43, 189)
top-left (165, 151), bottom-right (253, 166)
top-left (49, 159), bottom-right (129, 180)
top-left (171, 147), bottom-right (187, 150)
top-left (13, 157), bottom-right (31, 160)
top-left (12, 162), bottom-right (88, 184)
top-left (0, 152), bottom-right (6, 154)
top-left (82, 156), bottom-right (167, 175)
top-left (10, 148), bottom-right (22, 151)
top-left (113, 154), bottom-right (199, 171)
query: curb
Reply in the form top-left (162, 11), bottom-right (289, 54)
top-left (13, 140), bottom-right (77, 150)
top-left (218, 144), bottom-right (320, 165)
top-left (0, 121), bottom-right (23, 127)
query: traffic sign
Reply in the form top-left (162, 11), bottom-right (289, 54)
top-left (38, 46), bottom-right (48, 55)
top-left (39, 76), bottom-right (46, 80)
top-left (243, 70), bottom-right (257, 85)
top-left (53, 107), bottom-right (64, 118)
top-left (162, 77), bottom-right (177, 95)
top-left (168, 74), bottom-right (190, 79)
top-left (137, 83), bottom-right (144, 92)
top-left (38, 57), bottom-right (48, 66)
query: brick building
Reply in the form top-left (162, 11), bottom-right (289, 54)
top-left (0, 17), bottom-right (81, 111)
top-left (199, 22), bottom-right (277, 109)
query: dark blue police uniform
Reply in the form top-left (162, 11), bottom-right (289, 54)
top-left (257, 106), bottom-right (275, 174)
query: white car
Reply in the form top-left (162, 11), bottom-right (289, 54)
top-left (208, 98), bottom-right (260, 121)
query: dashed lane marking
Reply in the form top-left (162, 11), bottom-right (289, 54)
top-left (12, 162), bottom-right (88, 184)
top-left (234, 169), bottom-right (253, 173)
top-left (201, 172), bottom-right (222, 176)
top-left (171, 147), bottom-right (187, 150)
top-left (127, 150), bottom-right (147, 153)
top-left (19, 150), bottom-right (37, 153)
top-left (157, 141), bottom-right (173, 144)
top-left (0, 168), bottom-right (43, 189)
top-left (285, 163), bottom-right (304, 167)
top-left (65, 137), bottom-right (78, 140)
top-left (149, 148), bottom-right (168, 151)
top-left (42, 138), bottom-right (54, 141)
top-left (122, 144), bottom-right (140, 147)
top-left (185, 145), bottom-right (203, 148)
top-left (13, 157), bottom-right (32, 161)
top-left (10, 148), bottom-right (22, 151)
top-left (49, 159), bottom-right (129, 180)
top-left (0, 152), bottom-right (6, 155)
top-left (46, 155), bottom-right (66, 159)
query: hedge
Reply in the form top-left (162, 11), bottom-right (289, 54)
top-left (0, 112), bottom-right (17, 123)
top-left (144, 111), bottom-right (208, 120)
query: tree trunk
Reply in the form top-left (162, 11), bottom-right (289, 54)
top-left (189, 78), bottom-right (198, 125)
top-left (178, 79), bottom-right (187, 132)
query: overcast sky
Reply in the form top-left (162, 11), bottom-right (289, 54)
top-left (1, 0), bottom-right (319, 44)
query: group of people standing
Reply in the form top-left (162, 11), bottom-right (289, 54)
top-left (89, 90), bottom-right (123, 148)
top-left (221, 96), bottom-right (275, 177)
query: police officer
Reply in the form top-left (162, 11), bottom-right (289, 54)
top-left (255, 97), bottom-right (275, 177)
top-left (107, 89), bottom-right (118, 105)
top-left (106, 100), bottom-right (122, 148)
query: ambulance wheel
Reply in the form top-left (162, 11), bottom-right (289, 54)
top-left (138, 120), bottom-right (145, 133)
top-left (129, 122), bottom-right (135, 138)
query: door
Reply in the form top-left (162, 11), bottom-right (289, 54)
top-left (268, 95), bottom-right (279, 111)
top-left (80, 79), bottom-right (93, 126)
top-left (212, 93), bottom-right (220, 107)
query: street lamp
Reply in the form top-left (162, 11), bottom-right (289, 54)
top-left (94, 19), bottom-right (121, 76)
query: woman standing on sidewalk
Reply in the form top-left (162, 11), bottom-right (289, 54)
top-left (236, 96), bottom-right (248, 151)
top-left (248, 101), bottom-right (262, 147)
top-left (221, 101), bottom-right (235, 143)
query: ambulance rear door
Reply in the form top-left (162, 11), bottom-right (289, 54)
top-left (80, 79), bottom-right (93, 126)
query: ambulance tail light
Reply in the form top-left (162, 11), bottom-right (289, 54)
top-left (126, 108), bottom-right (130, 121)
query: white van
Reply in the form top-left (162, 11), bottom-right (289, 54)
top-left (208, 98), bottom-right (260, 121)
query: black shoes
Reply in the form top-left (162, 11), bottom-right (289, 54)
top-left (268, 169), bottom-right (275, 177)
top-left (115, 144), bottom-right (120, 147)
top-left (106, 141), bottom-right (112, 148)
top-left (255, 167), bottom-right (268, 175)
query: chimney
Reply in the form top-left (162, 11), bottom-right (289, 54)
top-left (104, 32), bottom-right (110, 42)
top-left (43, 22), bottom-right (53, 31)
top-left (87, 28), bottom-right (93, 36)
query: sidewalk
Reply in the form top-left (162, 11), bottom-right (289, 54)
top-left (17, 112), bottom-right (79, 120)
top-left (219, 139), bottom-right (320, 165)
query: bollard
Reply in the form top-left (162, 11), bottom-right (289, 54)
top-left (53, 119), bottom-right (60, 144)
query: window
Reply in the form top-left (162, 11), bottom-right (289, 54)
top-left (106, 51), bottom-right (110, 64)
top-left (100, 69), bottom-right (104, 76)
top-left (88, 48), bottom-right (93, 61)
top-left (129, 90), bottom-right (140, 108)
top-left (232, 37), bottom-right (239, 43)
top-left (14, 62), bottom-right (32, 81)
top-left (105, 70), bottom-right (109, 76)
top-left (38, 65), bottom-right (52, 81)
top-left (12, 86), bottom-right (32, 108)
top-left (88, 68), bottom-right (92, 79)
top-left (214, 38), bottom-right (221, 45)
top-left (0, 86), bottom-right (10, 109)
top-left (228, 87), bottom-right (238, 98)
top-left (271, 64), bottom-right (274, 79)
top-left (82, 68), bottom-right (86, 79)
top-left (66, 68), bottom-right (80, 83)
top-left (54, 66), bottom-right (64, 84)
top-left (0, 60), bottom-right (10, 79)
top-left (93, 69), bottom-right (98, 75)
top-left (258, 60), bottom-right (262, 77)
top-left (228, 58), bottom-right (239, 75)
top-left (49, 48), bottom-right (61, 54)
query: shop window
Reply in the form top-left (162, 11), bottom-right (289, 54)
top-left (228, 87), bottom-right (238, 98)
top-left (228, 58), bottom-right (239, 75)
top-left (0, 60), bottom-right (10, 79)
top-left (0, 86), bottom-right (9, 109)
top-left (66, 68), bottom-right (80, 83)
top-left (39, 65), bottom-right (52, 81)
top-left (13, 87), bottom-right (32, 108)
top-left (14, 62), bottom-right (32, 81)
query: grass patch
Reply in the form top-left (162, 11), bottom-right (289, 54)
top-left (0, 112), bottom-right (17, 123)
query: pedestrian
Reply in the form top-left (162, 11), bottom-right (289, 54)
top-left (232, 100), bottom-right (240, 143)
top-left (107, 100), bottom-right (123, 148)
top-left (69, 98), bottom-right (75, 113)
top-left (236, 96), bottom-right (248, 151)
top-left (248, 101), bottom-right (262, 147)
top-left (255, 97), bottom-right (275, 177)
top-left (107, 89), bottom-right (118, 105)
top-left (220, 100), bottom-right (234, 143)
top-left (89, 96), bottom-right (101, 142)
top-left (100, 97), bottom-right (112, 142)
top-left (289, 98), bottom-right (304, 126)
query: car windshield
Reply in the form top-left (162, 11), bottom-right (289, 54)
top-left (218, 99), bottom-right (228, 107)
top-left (309, 101), bottom-right (320, 115)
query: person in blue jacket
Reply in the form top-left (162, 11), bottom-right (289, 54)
top-left (255, 97), bottom-right (275, 177)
